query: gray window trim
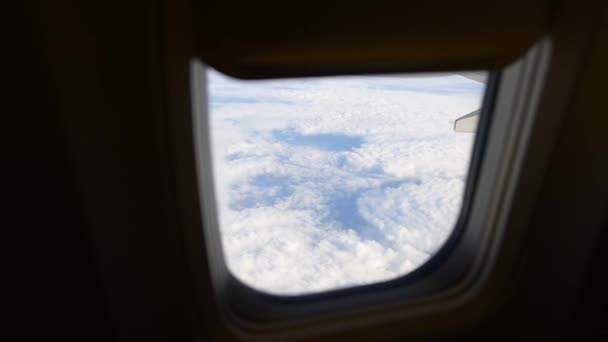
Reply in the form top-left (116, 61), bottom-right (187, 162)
top-left (184, 38), bottom-right (555, 338)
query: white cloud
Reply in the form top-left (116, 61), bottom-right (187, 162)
top-left (207, 69), bottom-right (483, 295)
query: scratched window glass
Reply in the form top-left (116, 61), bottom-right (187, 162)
top-left (207, 69), bottom-right (486, 295)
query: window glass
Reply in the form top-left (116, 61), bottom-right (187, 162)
top-left (207, 69), bottom-right (486, 295)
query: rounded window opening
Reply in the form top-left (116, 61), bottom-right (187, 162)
top-left (206, 68), bottom-right (486, 295)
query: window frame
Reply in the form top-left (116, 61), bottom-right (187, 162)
top-left (164, 33), bottom-right (552, 339)
top-left (181, 37), bottom-right (553, 336)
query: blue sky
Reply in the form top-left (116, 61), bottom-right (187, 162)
top-left (207, 69), bottom-right (484, 295)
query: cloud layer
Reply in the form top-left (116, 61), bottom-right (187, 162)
top-left (207, 70), bottom-right (484, 295)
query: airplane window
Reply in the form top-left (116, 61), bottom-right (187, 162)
top-left (207, 68), bottom-right (487, 295)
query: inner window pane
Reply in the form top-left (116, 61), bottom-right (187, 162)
top-left (207, 69), bottom-right (486, 295)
